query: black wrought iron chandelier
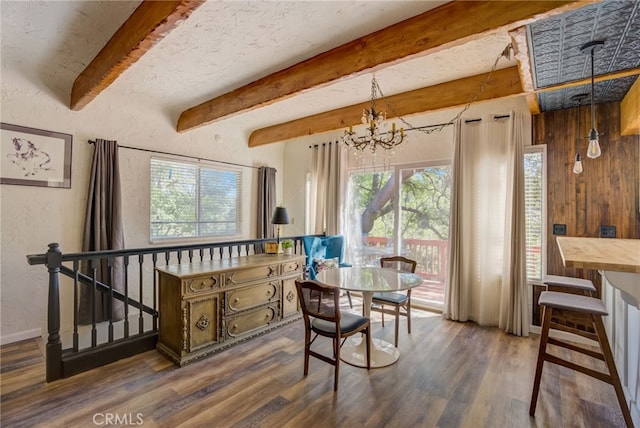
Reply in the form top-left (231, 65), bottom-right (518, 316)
top-left (340, 76), bottom-right (404, 154)
top-left (339, 44), bottom-right (513, 165)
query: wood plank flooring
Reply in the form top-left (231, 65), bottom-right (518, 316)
top-left (0, 309), bottom-right (627, 427)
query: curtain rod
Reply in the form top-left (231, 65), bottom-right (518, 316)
top-left (88, 140), bottom-right (260, 170)
top-left (465, 114), bottom-right (512, 123)
top-left (308, 141), bottom-right (340, 149)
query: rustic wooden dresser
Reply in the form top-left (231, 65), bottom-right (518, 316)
top-left (156, 254), bottom-right (305, 365)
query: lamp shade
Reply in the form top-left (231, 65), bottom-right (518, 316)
top-left (271, 207), bottom-right (290, 225)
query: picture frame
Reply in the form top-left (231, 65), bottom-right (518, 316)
top-left (1, 123), bottom-right (72, 188)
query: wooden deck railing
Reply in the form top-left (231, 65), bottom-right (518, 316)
top-left (360, 237), bottom-right (448, 282)
top-left (361, 236), bottom-right (542, 283)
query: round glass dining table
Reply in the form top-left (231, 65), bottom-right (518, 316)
top-left (315, 266), bottom-right (423, 368)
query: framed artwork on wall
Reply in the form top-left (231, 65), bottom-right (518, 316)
top-left (1, 123), bottom-right (72, 188)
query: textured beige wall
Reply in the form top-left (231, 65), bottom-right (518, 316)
top-left (0, 68), bottom-right (284, 343)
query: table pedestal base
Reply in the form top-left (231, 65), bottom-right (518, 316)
top-left (340, 336), bottom-right (399, 368)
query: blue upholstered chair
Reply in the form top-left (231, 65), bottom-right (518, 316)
top-left (302, 235), bottom-right (353, 308)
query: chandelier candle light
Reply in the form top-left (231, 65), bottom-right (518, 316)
top-left (341, 76), bottom-right (404, 156)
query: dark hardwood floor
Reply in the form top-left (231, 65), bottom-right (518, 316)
top-left (0, 308), bottom-right (627, 428)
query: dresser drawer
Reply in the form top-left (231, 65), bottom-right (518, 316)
top-left (224, 264), bottom-right (279, 286)
top-left (281, 259), bottom-right (303, 275)
top-left (225, 281), bottom-right (279, 313)
top-left (183, 275), bottom-right (221, 296)
top-left (225, 304), bottom-right (279, 338)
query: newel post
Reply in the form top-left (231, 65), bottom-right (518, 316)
top-left (45, 243), bottom-right (63, 382)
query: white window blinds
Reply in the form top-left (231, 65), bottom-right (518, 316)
top-left (150, 158), bottom-right (241, 240)
top-left (524, 149), bottom-right (544, 281)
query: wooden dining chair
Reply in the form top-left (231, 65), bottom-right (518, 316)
top-left (371, 256), bottom-right (417, 347)
top-left (295, 279), bottom-right (371, 391)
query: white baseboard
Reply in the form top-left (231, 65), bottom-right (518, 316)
top-left (1, 328), bottom-right (42, 346)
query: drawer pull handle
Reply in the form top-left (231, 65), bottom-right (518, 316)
top-left (234, 298), bottom-right (240, 303)
top-left (196, 315), bottom-right (210, 330)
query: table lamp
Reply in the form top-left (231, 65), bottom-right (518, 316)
top-left (271, 206), bottom-right (290, 247)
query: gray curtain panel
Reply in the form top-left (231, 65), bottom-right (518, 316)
top-left (78, 139), bottom-right (125, 325)
top-left (257, 166), bottom-right (276, 239)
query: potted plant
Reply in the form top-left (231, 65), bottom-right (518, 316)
top-left (281, 239), bottom-right (294, 255)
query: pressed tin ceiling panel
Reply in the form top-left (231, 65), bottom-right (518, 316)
top-left (528, 0), bottom-right (640, 111)
top-left (537, 76), bottom-right (638, 112)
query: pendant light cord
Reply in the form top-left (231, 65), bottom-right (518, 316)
top-left (577, 100), bottom-right (581, 153)
top-left (590, 48), bottom-right (596, 129)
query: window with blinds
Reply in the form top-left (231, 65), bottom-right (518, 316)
top-left (150, 158), bottom-right (241, 240)
top-left (524, 147), bottom-right (545, 282)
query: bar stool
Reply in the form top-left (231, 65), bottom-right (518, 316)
top-left (543, 274), bottom-right (595, 295)
top-left (529, 291), bottom-right (634, 427)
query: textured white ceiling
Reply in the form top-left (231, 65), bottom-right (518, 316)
top-left (1, 0), bottom-right (516, 139)
top-left (1, 1), bottom-right (141, 104)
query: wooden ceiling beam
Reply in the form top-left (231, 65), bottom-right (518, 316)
top-left (534, 67), bottom-right (640, 93)
top-left (509, 26), bottom-right (540, 115)
top-left (620, 77), bottom-right (640, 136)
top-left (178, 0), bottom-right (589, 133)
top-left (70, 1), bottom-right (204, 111)
top-left (248, 66), bottom-right (523, 147)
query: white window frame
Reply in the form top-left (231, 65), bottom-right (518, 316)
top-left (149, 157), bottom-right (242, 242)
top-left (524, 144), bottom-right (547, 286)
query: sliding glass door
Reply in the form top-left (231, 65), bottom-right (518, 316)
top-left (345, 163), bottom-right (451, 308)
top-left (398, 165), bottom-right (450, 305)
top-left (344, 148), bottom-right (545, 310)
top-left (345, 169), bottom-right (395, 266)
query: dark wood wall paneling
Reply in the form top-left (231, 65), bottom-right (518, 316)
top-left (532, 101), bottom-right (640, 324)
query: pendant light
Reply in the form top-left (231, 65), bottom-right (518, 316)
top-left (573, 151), bottom-right (584, 175)
top-left (580, 40), bottom-right (604, 159)
top-left (571, 93), bottom-right (588, 174)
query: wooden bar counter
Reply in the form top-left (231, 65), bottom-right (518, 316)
top-left (556, 235), bottom-right (640, 305)
top-left (556, 236), bottom-right (640, 273)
